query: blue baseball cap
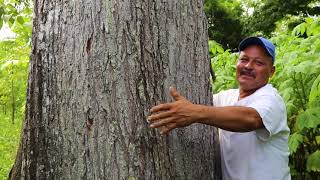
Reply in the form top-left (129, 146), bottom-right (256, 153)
top-left (239, 36), bottom-right (275, 62)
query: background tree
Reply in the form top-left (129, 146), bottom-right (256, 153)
top-left (9, 0), bottom-right (221, 179)
top-left (243, 0), bottom-right (320, 36)
top-left (204, 0), bottom-right (320, 50)
top-left (204, 0), bottom-right (244, 50)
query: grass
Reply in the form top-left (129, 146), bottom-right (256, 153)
top-left (0, 113), bottom-right (23, 180)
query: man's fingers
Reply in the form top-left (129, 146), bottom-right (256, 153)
top-left (160, 123), bottom-right (177, 135)
top-left (169, 87), bottom-right (184, 101)
top-left (148, 111), bottom-right (172, 122)
top-left (150, 103), bottom-right (171, 113)
top-left (149, 117), bottom-right (176, 128)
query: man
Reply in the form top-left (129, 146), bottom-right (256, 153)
top-left (147, 37), bottom-right (291, 180)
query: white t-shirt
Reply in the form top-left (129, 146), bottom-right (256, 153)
top-left (213, 84), bottom-right (291, 180)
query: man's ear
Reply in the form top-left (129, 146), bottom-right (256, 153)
top-left (270, 66), bottom-right (275, 77)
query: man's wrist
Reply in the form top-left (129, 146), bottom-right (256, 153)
top-left (193, 104), bottom-right (210, 123)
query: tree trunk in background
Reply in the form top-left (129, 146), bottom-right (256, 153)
top-left (10, 0), bottom-right (220, 179)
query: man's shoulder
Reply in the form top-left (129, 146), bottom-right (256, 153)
top-left (252, 84), bottom-right (285, 103)
top-left (255, 84), bottom-right (278, 95)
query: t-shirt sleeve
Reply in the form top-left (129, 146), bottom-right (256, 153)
top-left (247, 94), bottom-right (287, 141)
top-left (212, 93), bottom-right (220, 107)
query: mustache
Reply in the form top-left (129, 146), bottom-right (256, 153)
top-left (240, 69), bottom-right (255, 78)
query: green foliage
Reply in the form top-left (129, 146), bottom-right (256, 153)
top-left (296, 108), bottom-right (320, 130)
top-left (309, 74), bottom-right (320, 107)
top-left (307, 150), bottom-right (320, 172)
top-left (0, 113), bottom-right (23, 179)
top-left (210, 17), bottom-right (320, 179)
top-left (204, 0), bottom-right (245, 50)
top-left (0, 39), bottom-right (29, 180)
top-left (244, 0), bottom-right (320, 36)
top-left (0, 0), bottom-right (32, 27)
top-left (205, 0), bottom-right (320, 50)
top-left (209, 40), bottom-right (238, 93)
top-left (208, 40), bottom-right (224, 55)
top-left (0, 1), bottom-right (32, 179)
top-left (0, 0), bottom-right (32, 44)
top-left (288, 133), bottom-right (304, 154)
top-left (292, 17), bottom-right (320, 38)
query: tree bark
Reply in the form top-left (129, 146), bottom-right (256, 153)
top-left (10, 0), bottom-right (220, 179)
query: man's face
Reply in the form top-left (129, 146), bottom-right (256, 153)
top-left (236, 45), bottom-right (275, 91)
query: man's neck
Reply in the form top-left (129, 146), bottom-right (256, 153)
top-left (238, 84), bottom-right (267, 100)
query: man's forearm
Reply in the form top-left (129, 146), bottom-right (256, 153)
top-left (194, 105), bottom-right (263, 132)
top-left (147, 87), bottom-right (264, 134)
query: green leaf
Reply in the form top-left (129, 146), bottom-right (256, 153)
top-left (6, 4), bottom-right (16, 12)
top-left (307, 150), bottom-right (320, 172)
top-left (16, 16), bottom-right (24, 25)
top-left (8, 16), bottom-right (14, 26)
top-left (292, 23), bottom-right (306, 36)
top-left (316, 136), bottom-right (320, 145)
top-left (306, 18), bottom-right (320, 36)
top-left (305, 17), bottom-right (313, 24)
top-left (308, 74), bottom-right (320, 107)
top-left (0, 6), bottom-right (4, 17)
top-left (292, 60), bottom-right (316, 74)
top-left (288, 133), bottom-right (303, 154)
top-left (216, 45), bottom-right (224, 54)
top-left (296, 108), bottom-right (320, 130)
top-left (209, 40), bottom-right (225, 55)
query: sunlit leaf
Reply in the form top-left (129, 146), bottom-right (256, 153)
top-left (306, 18), bottom-right (320, 36)
top-left (292, 23), bottom-right (306, 36)
top-left (296, 108), bottom-right (320, 130)
top-left (305, 17), bottom-right (313, 24)
top-left (316, 136), bottom-right (320, 145)
top-left (308, 74), bottom-right (320, 107)
top-left (6, 4), bottom-right (16, 12)
top-left (0, 6), bottom-right (4, 17)
top-left (209, 40), bottom-right (224, 55)
top-left (288, 133), bottom-right (303, 154)
top-left (0, 19), bottom-right (3, 30)
top-left (307, 150), bottom-right (320, 172)
top-left (8, 16), bottom-right (14, 26)
top-left (16, 16), bottom-right (24, 25)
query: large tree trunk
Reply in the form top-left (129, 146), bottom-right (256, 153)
top-left (10, 0), bottom-right (220, 179)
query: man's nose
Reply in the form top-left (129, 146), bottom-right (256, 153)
top-left (244, 61), bottom-right (254, 69)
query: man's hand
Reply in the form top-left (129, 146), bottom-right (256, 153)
top-left (147, 87), bottom-right (200, 135)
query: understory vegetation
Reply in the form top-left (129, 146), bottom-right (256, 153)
top-left (0, 0), bottom-right (31, 178)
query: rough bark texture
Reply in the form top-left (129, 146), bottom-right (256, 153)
top-left (10, 0), bottom-right (220, 179)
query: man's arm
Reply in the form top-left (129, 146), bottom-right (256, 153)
top-left (147, 87), bottom-right (264, 134)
